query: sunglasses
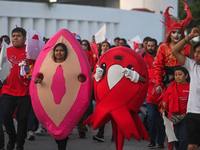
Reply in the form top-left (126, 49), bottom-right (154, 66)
top-left (82, 44), bottom-right (88, 46)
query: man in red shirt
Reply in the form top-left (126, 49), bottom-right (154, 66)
top-left (141, 38), bottom-right (157, 69)
top-left (142, 38), bottom-right (166, 148)
top-left (3, 27), bottom-right (32, 150)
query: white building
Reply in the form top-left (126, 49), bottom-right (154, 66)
top-left (0, 0), bottom-right (178, 43)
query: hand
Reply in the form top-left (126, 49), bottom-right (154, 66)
top-left (189, 27), bottom-right (200, 39)
top-left (160, 108), bottom-right (165, 114)
top-left (122, 68), bottom-right (139, 83)
top-left (33, 78), bottom-right (42, 84)
top-left (25, 58), bottom-right (30, 68)
top-left (162, 101), bottom-right (168, 108)
top-left (160, 101), bottom-right (168, 113)
top-left (94, 65), bottom-right (103, 82)
top-left (156, 85), bottom-right (162, 94)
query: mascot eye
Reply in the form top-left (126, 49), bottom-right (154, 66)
top-left (101, 63), bottom-right (106, 77)
top-left (127, 65), bottom-right (134, 70)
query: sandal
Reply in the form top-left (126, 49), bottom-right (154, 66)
top-left (158, 144), bottom-right (164, 148)
top-left (148, 142), bottom-right (156, 147)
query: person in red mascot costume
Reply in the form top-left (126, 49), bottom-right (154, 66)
top-left (84, 46), bottom-right (150, 150)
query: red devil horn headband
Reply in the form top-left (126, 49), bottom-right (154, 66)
top-left (161, 2), bottom-right (196, 34)
top-left (180, 2), bottom-right (196, 30)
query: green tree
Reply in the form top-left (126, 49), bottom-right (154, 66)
top-left (178, 0), bottom-right (200, 33)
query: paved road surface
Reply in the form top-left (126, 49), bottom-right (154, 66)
top-left (4, 121), bottom-right (171, 150)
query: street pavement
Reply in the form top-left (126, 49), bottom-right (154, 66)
top-left (4, 121), bottom-right (171, 150)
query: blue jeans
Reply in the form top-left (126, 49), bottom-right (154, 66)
top-left (173, 119), bottom-right (187, 150)
top-left (147, 103), bottom-right (165, 144)
top-left (138, 112), bottom-right (146, 123)
top-left (0, 97), bottom-right (4, 149)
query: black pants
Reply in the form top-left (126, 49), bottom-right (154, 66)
top-left (3, 94), bottom-right (31, 147)
top-left (55, 137), bottom-right (68, 150)
top-left (0, 97), bottom-right (4, 149)
top-left (98, 125), bottom-right (105, 135)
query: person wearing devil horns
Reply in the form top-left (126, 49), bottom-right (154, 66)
top-left (155, 2), bottom-right (195, 95)
top-left (154, 3), bottom-right (195, 149)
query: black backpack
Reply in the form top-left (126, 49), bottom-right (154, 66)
top-left (142, 51), bottom-right (146, 58)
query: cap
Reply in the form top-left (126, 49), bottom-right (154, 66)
top-left (73, 33), bottom-right (81, 41)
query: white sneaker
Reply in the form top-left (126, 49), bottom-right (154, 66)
top-left (27, 131), bottom-right (35, 140)
top-left (35, 127), bottom-right (45, 135)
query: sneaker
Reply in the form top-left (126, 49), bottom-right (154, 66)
top-left (79, 132), bottom-right (86, 138)
top-left (35, 127), bottom-right (45, 135)
top-left (93, 133), bottom-right (104, 142)
top-left (27, 131), bottom-right (35, 141)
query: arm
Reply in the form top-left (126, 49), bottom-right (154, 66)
top-left (139, 75), bottom-right (146, 83)
top-left (172, 27), bottom-right (200, 65)
top-left (154, 46), bottom-right (165, 86)
top-left (189, 44), bottom-right (194, 59)
top-left (154, 46), bottom-right (165, 93)
top-left (160, 101), bottom-right (168, 113)
top-left (159, 89), bottom-right (170, 113)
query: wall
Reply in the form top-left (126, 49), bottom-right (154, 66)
top-left (120, 0), bottom-right (178, 17)
top-left (0, 1), bottom-right (164, 43)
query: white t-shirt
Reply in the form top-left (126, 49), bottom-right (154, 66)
top-left (184, 57), bottom-right (200, 114)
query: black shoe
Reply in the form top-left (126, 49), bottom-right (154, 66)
top-left (111, 135), bottom-right (114, 142)
top-left (93, 133), bottom-right (104, 142)
top-left (158, 144), bottom-right (164, 148)
top-left (16, 145), bottom-right (24, 150)
top-left (79, 132), bottom-right (86, 138)
top-left (148, 142), bottom-right (156, 148)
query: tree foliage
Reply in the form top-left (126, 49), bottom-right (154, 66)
top-left (178, 0), bottom-right (200, 32)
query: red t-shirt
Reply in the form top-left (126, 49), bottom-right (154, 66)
top-left (146, 69), bottom-right (162, 105)
top-left (0, 88), bottom-right (2, 97)
top-left (84, 49), bottom-right (95, 69)
top-left (141, 52), bottom-right (156, 70)
top-left (162, 82), bottom-right (189, 114)
top-left (177, 83), bottom-right (189, 114)
top-left (2, 45), bottom-right (33, 96)
top-left (142, 53), bottom-right (159, 105)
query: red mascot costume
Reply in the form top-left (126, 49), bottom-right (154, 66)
top-left (84, 46), bottom-right (150, 150)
